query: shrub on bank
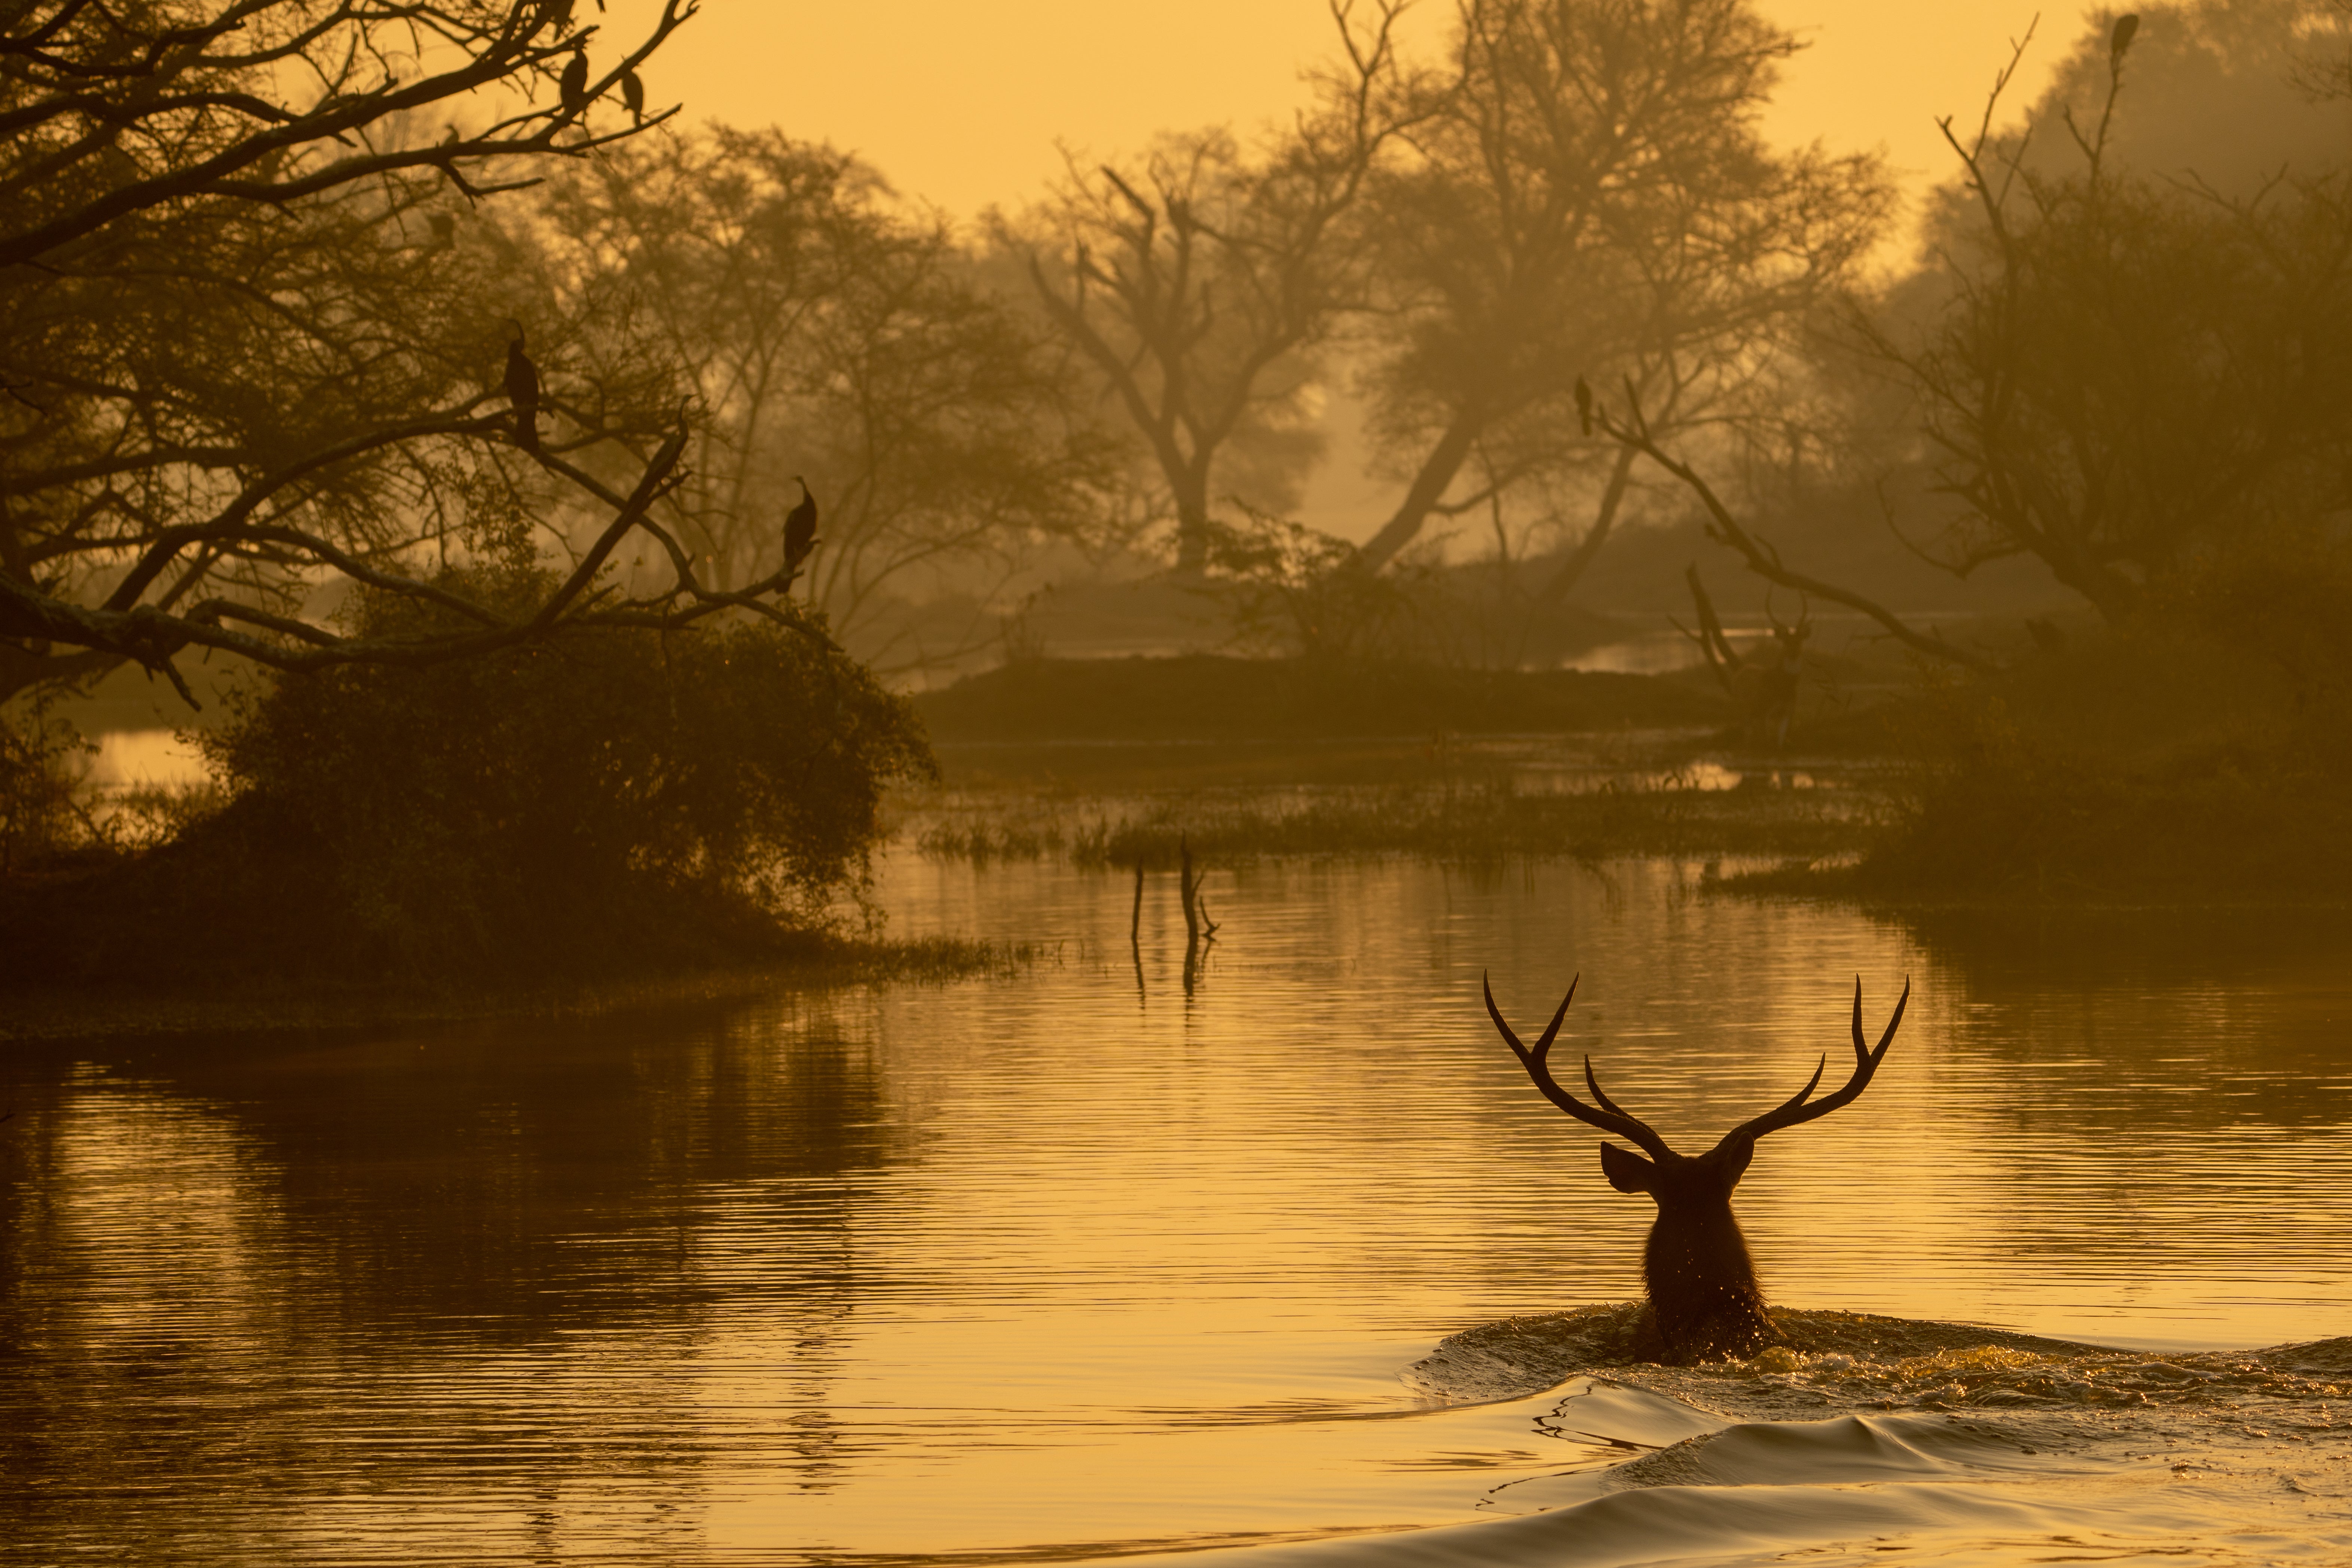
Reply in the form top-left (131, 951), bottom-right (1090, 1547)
top-left (1854, 543), bottom-right (2352, 901)
top-left (0, 702), bottom-right (94, 874)
top-left (2, 575), bottom-right (934, 987)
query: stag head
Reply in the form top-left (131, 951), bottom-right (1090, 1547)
top-left (1483, 974), bottom-right (1908, 1363)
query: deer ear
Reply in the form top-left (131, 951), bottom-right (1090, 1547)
top-left (1599, 1142), bottom-right (1655, 1194)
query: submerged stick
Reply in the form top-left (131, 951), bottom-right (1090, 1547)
top-left (1179, 835), bottom-right (1200, 945)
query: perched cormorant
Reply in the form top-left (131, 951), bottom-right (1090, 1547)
top-left (504, 321), bottom-right (541, 453)
top-left (2111, 13), bottom-right (2138, 58)
top-left (784, 476), bottom-right (819, 572)
top-left (1575, 376), bottom-right (1594, 436)
top-left (622, 69), bottom-right (645, 124)
top-left (559, 49), bottom-right (589, 117)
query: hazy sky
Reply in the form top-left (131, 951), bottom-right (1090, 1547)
top-left (603, 1), bottom-right (2099, 219)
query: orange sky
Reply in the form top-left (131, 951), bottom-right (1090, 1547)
top-left (602, 1), bottom-right (2099, 220)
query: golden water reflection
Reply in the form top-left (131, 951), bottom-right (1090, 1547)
top-left (3, 856), bottom-right (2348, 1560)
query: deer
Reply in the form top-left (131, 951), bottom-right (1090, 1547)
top-left (1482, 973), bottom-right (1909, 1363)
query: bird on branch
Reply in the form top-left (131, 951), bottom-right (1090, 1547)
top-left (504, 320), bottom-right (541, 453)
top-left (2111, 13), bottom-right (2139, 60)
top-left (784, 476), bottom-right (820, 579)
top-left (622, 69), bottom-right (645, 124)
top-left (1575, 376), bottom-right (1594, 436)
top-left (560, 48), bottom-right (590, 117)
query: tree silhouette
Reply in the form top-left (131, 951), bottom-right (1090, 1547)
top-left (0, 0), bottom-right (847, 709)
top-left (1013, 0), bottom-right (1417, 575)
top-left (1349, 0), bottom-right (1885, 576)
top-left (1860, 10), bottom-right (2352, 623)
top-left (535, 128), bottom-right (1119, 669)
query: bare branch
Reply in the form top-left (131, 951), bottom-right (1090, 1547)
top-left (1595, 392), bottom-right (1993, 672)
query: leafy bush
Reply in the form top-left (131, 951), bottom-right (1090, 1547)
top-left (0, 703), bottom-right (96, 873)
top-left (1858, 538), bottom-right (2352, 899)
top-left (4, 574), bottom-right (934, 987)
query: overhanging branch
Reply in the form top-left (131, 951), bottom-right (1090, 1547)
top-left (1597, 389), bottom-right (1993, 673)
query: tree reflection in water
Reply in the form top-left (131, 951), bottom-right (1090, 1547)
top-left (0, 1004), bottom-right (906, 1554)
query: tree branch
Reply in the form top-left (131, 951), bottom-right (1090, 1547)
top-left (1596, 389), bottom-right (1993, 672)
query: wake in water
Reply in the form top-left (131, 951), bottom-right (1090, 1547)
top-left (1210, 1306), bottom-right (2352, 1568)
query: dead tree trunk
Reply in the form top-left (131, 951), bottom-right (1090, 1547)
top-left (1178, 836), bottom-right (1217, 942)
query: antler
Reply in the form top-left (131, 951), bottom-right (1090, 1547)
top-left (1483, 973), bottom-right (1675, 1160)
top-left (1716, 976), bottom-right (1909, 1148)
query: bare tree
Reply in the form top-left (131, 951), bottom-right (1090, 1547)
top-left (1581, 376), bottom-right (1995, 672)
top-left (1348, 0), bottom-right (1886, 576)
top-left (0, 0), bottom-right (833, 709)
top-left (1012, 0), bottom-right (1416, 575)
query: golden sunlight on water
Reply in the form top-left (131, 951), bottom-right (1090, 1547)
top-left (4, 855), bottom-right (2349, 1561)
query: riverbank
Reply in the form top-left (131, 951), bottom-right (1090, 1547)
top-left (908, 648), bottom-right (2352, 904)
top-left (910, 772), bottom-right (1874, 868)
top-left (912, 654), bottom-right (1731, 743)
top-left (902, 654), bottom-right (1905, 871)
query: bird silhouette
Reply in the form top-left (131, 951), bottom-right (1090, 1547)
top-left (621, 69), bottom-right (645, 123)
top-left (1575, 376), bottom-right (1594, 436)
top-left (2111, 13), bottom-right (2138, 58)
top-left (784, 476), bottom-right (819, 575)
top-left (559, 49), bottom-right (589, 117)
top-left (503, 321), bottom-right (541, 453)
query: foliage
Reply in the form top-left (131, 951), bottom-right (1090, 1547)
top-left (168, 572), bottom-right (935, 977)
top-left (2304, 0), bottom-right (2352, 99)
top-left (0, 573), bottom-right (935, 988)
top-left (0, 701), bottom-right (95, 873)
top-left (0, 701), bottom-right (226, 872)
top-left (1350, 0), bottom-right (1889, 573)
top-left (536, 128), bottom-right (1123, 669)
top-left (1860, 538), bottom-right (2352, 898)
top-left (0, 0), bottom-right (746, 706)
top-left (1203, 511), bottom-right (1453, 661)
top-left (1863, 9), bottom-right (2352, 621)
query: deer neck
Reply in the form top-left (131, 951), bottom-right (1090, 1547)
top-left (1644, 1196), bottom-right (1756, 1293)
top-left (1641, 1197), bottom-right (1779, 1362)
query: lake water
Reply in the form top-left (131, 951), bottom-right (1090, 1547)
top-left (5, 850), bottom-right (2351, 1563)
